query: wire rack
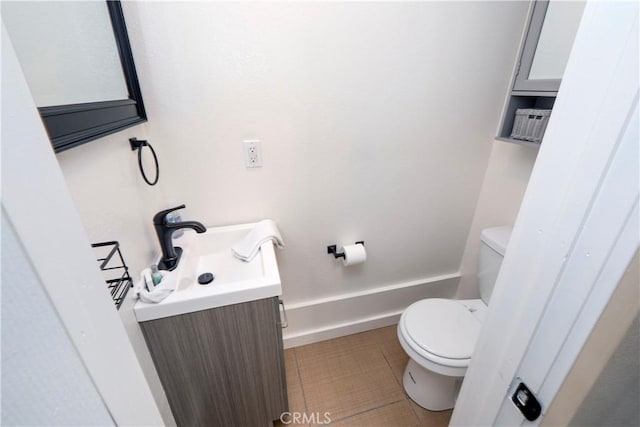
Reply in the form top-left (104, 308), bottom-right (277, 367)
top-left (91, 241), bottom-right (133, 310)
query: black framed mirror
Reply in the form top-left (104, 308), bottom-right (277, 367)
top-left (3, 1), bottom-right (146, 153)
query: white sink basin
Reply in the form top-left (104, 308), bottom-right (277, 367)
top-left (134, 223), bottom-right (281, 322)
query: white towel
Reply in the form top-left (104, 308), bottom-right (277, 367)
top-left (134, 269), bottom-right (175, 304)
top-left (231, 219), bottom-right (284, 262)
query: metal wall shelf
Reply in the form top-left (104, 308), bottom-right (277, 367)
top-left (91, 241), bottom-right (133, 310)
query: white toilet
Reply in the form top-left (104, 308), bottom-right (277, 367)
top-left (397, 226), bottom-right (512, 411)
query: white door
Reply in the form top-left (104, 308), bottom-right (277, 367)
top-left (451, 2), bottom-right (639, 425)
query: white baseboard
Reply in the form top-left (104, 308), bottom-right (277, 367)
top-left (282, 272), bottom-right (460, 348)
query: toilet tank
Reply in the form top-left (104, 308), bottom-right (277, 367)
top-left (478, 226), bottom-right (512, 305)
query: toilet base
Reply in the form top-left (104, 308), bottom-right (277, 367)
top-left (402, 359), bottom-right (462, 411)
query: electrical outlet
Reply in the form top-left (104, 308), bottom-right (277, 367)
top-left (243, 139), bottom-right (262, 168)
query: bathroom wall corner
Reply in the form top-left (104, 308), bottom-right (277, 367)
top-left (456, 140), bottom-right (538, 299)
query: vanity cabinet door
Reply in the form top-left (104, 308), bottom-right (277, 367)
top-left (140, 297), bottom-right (288, 427)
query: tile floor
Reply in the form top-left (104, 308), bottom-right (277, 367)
top-left (275, 325), bottom-right (453, 426)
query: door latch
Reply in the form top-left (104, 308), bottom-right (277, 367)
top-left (511, 382), bottom-right (541, 421)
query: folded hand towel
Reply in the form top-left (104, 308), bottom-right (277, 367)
top-left (135, 268), bottom-right (175, 304)
top-left (231, 219), bottom-right (284, 262)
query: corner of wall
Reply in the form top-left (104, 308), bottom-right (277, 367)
top-left (456, 140), bottom-right (538, 299)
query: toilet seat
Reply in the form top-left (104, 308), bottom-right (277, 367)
top-left (398, 299), bottom-right (484, 376)
top-left (404, 298), bottom-right (480, 359)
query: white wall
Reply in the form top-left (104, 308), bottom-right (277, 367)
top-left (456, 141), bottom-right (538, 299)
top-left (120, 1), bottom-right (529, 343)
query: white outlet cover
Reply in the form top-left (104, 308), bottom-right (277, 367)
top-left (243, 139), bottom-right (262, 168)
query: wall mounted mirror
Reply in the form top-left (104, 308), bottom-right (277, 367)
top-left (2, 0), bottom-right (146, 152)
top-left (513, 0), bottom-right (586, 93)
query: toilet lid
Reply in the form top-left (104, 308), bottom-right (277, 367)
top-left (403, 299), bottom-right (481, 360)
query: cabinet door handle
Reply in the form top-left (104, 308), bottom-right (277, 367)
top-left (279, 299), bottom-right (288, 329)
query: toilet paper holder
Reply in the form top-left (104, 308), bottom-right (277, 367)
top-left (327, 241), bottom-right (364, 259)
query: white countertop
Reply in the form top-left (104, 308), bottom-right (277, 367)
top-left (134, 223), bottom-right (282, 322)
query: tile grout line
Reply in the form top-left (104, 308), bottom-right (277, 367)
top-left (292, 347), bottom-right (309, 414)
top-left (378, 341), bottom-right (403, 389)
top-left (376, 329), bottom-right (423, 426)
top-left (383, 354), bottom-right (426, 426)
top-left (408, 401), bottom-right (427, 427)
top-left (326, 398), bottom-right (408, 425)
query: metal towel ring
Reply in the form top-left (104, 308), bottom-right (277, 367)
top-left (129, 137), bottom-right (159, 186)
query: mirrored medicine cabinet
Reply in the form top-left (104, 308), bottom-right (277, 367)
top-left (2, 0), bottom-right (146, 152)
top-left (497, 0), bottom-right (586, 147)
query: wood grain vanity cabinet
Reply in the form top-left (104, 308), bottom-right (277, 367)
top-left (140, 297), bottom-right (288, 427)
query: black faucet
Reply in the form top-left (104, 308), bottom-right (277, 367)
top-left (153, 204), bottom-right (206, 271)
